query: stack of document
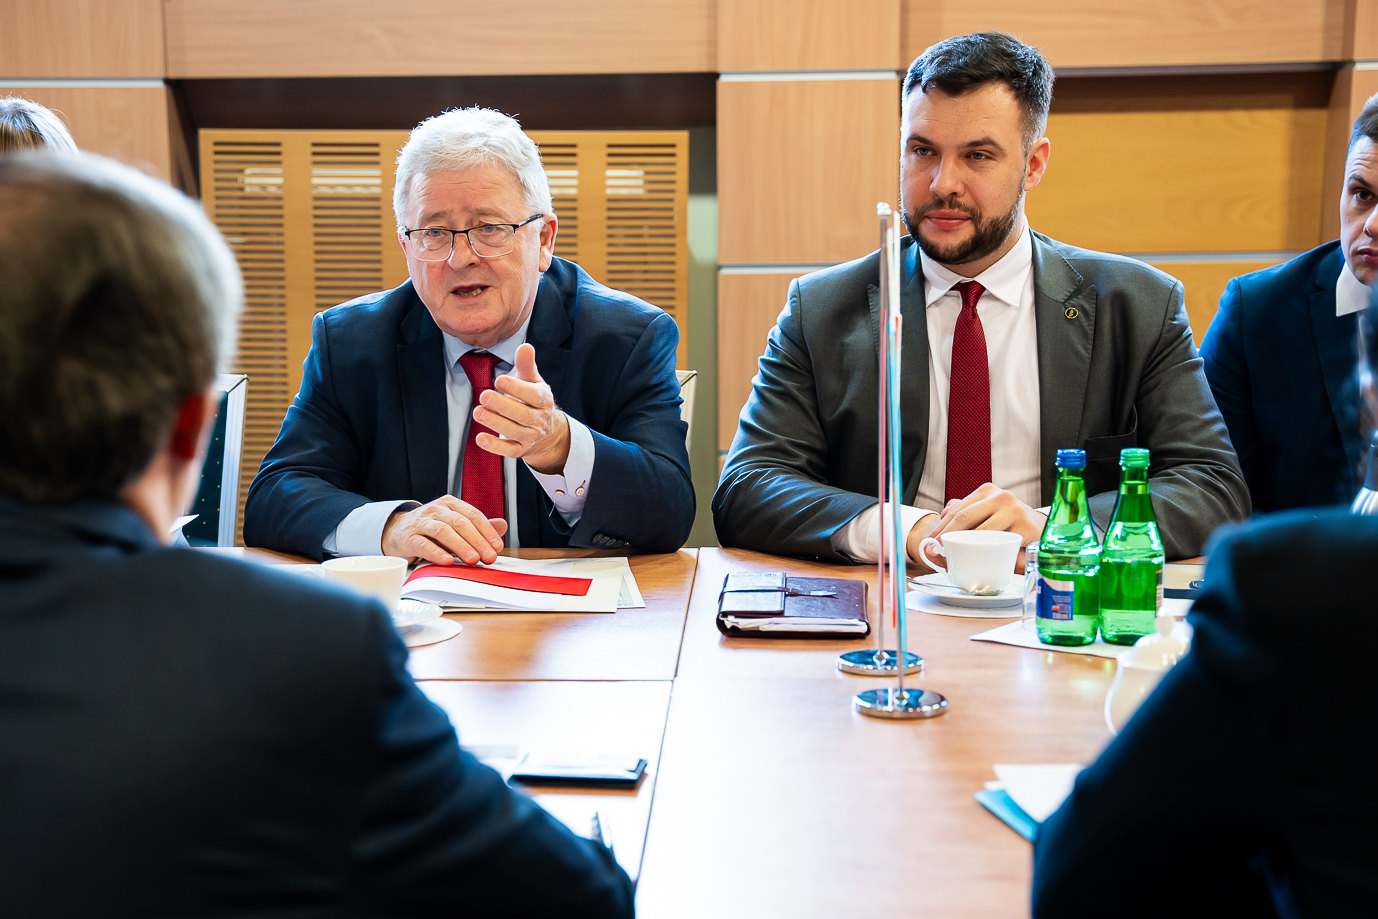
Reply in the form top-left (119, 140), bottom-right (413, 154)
top-left (401, 556), bottom-right (642, 613)
top-left (975, 763), bottom-right (1083, 841)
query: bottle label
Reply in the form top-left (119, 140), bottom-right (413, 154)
top-left (1155, 571), bottom-right (1164, 612)
top-left (1037, 575), bottom-right (1076, 621)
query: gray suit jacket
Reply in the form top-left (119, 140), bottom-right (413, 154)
top-left (713, 232), bottom-right (1250, 561)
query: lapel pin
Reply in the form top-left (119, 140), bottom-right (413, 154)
top-left (1064, 306), bottom-right (1079, 320)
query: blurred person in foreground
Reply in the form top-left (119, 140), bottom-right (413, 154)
top-left (1032, 301), bottom-right (1378, 917)
top-left (0, 153), bottom-right (632, 917)
top-left (0, 95), bottom-right (78, 153)
top-left (244, 106), bottom-right (693, 564)
top-left (713, 32), bottom-right (1248, 567)
top-left (1200, 93), bottom-right (1378, 512)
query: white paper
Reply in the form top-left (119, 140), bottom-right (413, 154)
top-left (169, 514), bottom-right (197, 535)
top-left (992, 763), bottom-right (1083, 823)
top-left (720, 615), bottom-right (868, 633)
top-left (970, 620), bottom-right (1125, 659)
top-left (401, 556), bottom-right (625, 613)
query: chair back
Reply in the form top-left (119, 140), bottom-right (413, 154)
top-left (182, 374), bottom-right (248, 547)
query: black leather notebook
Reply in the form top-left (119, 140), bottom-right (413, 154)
top-left (716, 571), bottom-right (869, 638)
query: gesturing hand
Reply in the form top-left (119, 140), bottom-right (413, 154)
top-left (381, 496), bottom-right (508, 566)
top-left (472, 343), bottom-right (571, 475)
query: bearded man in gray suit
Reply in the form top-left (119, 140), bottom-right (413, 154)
top-left (714, 32), bottom-right (1249, 566)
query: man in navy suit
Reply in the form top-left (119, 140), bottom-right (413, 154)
top-left (1200, 95), bottom-right (1378, 512)
top-left (244, 107), bottom-right (694, 563)
top-left (0, 153), bottom-right (632, 916)
top-left (1032, 303), bottom-right (1378, 918)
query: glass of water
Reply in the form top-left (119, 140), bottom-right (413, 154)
top-left (1022, 544), bottom-right (1039, 631)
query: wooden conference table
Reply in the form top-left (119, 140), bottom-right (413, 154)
top-left (239, 545), bottom-right (1118, 917)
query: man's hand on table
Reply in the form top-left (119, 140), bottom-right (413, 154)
top-left (912, 483), bottom-right (1047, 574)
top-left (473, 343), bottom-right (571, 475)
top-left (382, 497), bottom-right (507, 566)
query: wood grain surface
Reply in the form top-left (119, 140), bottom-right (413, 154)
top-left (718, 0), bottom-right (901, 71)
top-left (638, 547), bottom-right (1114, 916)
top-left (1, 0), bottom-right (165, 77)
top-left (1, 86), bottom-right (174, 181)
top-left (419, 679), bottom-right (672, 883)
top-left (717, 78), bottom-right (901, 265)
top-left (716, 271), bottom-right (810, 451)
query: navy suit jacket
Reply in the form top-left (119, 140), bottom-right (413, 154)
top-left (1200, 243), bottom-right (1363, 512)
top-left (244, 257), bottom-right (694, 560)
top-left (0, 497), bottom-right (633, 917)
top-left (1032, 510), bottom-right (1378, 919)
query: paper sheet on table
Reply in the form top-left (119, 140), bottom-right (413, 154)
top-left (170, 514), bottom-right (197, 535)
top-left (970, 620), bottom-right (1124, 659)
top-left (990, 763), bottom-right (1083, 823)
top-left (403, 556), bottom-right (640, 613)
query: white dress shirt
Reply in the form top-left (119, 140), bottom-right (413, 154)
top-left (323, 317), bottom-right (596, 556)
top-left (833, 219), bottom-right (1042, 563)
top-left (1336, 261), bottom-right (1371, 317)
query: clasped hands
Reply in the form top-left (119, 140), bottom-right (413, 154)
top-left (905, 483), bottom-right (1047, 574)
top-left (382, 343), bottom-right (569, 566)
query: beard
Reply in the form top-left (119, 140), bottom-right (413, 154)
top-left (903, 190), bottom-right (1023, 268)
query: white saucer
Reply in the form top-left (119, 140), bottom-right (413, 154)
top-left (908, 573), bottom-right (1023, 609)
top-left (394, 598), bottom-right (444, 628)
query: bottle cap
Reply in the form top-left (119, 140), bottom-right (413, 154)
top-left (1055, 448), bottom-right (1086, 469)
top-left (1119, 447), bottom-right (1150, 468)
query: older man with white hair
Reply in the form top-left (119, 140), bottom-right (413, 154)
top-left (245, 107), bottom-right (694, 563)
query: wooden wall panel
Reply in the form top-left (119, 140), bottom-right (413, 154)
top-left (164, 0), bottom-right (715, 79)
top-left (1142, 260), bottom-right (1286, 345)
top-left (718, 0), bottom-right (901, 71)
top-left (1322, 68), bottom-right (1378, 244)
top-left (0, 0), bottom-right (165, 77)
top-left (717, 272), bottom-right (806, 450)
top-left (901, 0), bottom-right (1345, 69)
top-left (718, 78), bottom-right (900, 264)
top-left (1027, 106), bottom-right (1327, 254)
top-left (1348, 0), bottom-right (1378, 58)
top-left (2, 86), bottom-right (174, 181)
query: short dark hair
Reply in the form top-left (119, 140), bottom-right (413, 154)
top-left (903, 32), bottom-right (1054, 151)
top-left (1351, 92), bottom-right (1378, 152)
top-left (0, 154), bottom-right (241, 505)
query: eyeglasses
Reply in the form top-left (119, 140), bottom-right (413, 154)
top-left (401, 214), bottom-right (544, 260)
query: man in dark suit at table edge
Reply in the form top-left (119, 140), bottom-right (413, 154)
top-left (713, 32), bottom-right (1249, 564)
top-left (1200, 94), bottom-right (1378, 513)
top-left (244, 106), bottom-right (694, 564)
top-left (0, 153), bottom-right (632, 916)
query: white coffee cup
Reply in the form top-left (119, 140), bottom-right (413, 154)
top-left (320, 556), bottom-right (408, 612)
top-left (917, 530), bottom-right (1024, 595)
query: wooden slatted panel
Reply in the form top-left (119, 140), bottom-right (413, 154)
top-left (203, 137), bottom-right (288, 546)
top-left (202, 128), bottom-right (688, 543)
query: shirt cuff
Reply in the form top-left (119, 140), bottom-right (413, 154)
top-left (831, 503), bottom-right (938, 564)
top-left (526, 415), bottom-right (595, 526)
top-left (323, 499), bottom-right (419, 557)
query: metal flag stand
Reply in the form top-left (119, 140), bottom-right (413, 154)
top-left (850, 204), bottom-right (949, 721)
top-left (837, 204), bottom-right (923, 679)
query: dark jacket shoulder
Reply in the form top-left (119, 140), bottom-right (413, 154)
top-left (1227, 240), bottom-right (1342, 300)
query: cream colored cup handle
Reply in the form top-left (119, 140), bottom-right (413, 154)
top-left (917, 536), bottom-right (946, 573)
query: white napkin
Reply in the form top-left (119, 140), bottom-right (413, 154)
top-left (990, 763), bottom-right (1083, 823)
top-left (970, 620), bottom-right (1125, 659)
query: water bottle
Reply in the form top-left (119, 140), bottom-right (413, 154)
top-left (1036, 449), bottom-right (1101, 646)
top-left (1098, 448), bottom-right (1164, 645)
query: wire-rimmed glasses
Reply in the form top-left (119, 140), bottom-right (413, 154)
top-left (402, 213), bottom-right (543, 260)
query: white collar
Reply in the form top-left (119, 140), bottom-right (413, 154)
top-left (920, 217), bottom-right (1033, 309)
top-left (1336, 260), bottom-right (1371, 318)
top-left (441, 313), bottom-right (534, 369)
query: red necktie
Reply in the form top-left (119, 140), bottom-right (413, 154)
top-left (457, 351), bottom-right (505, 521)
top-left (945, 280), bottom-right (991, 504)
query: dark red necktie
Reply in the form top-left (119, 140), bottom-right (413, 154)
top-left (457, 351), bottom-right (505, 521)
top-left (945, 280), bottom-right (991, 504)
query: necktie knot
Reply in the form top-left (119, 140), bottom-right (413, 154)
top-left (954, 280), bottom-right (985, 314)
top-left (458, 351), bottom-right (500, 391)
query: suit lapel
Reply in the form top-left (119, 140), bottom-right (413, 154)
top-left (395, 288), bottom-right (449, 502)
top-left (515, 272), bottom-right (573, 541)
top-left (1309, 249), bottom-right (1363, 475)
top-left (867, 240), bottom-right (930, 503)
top-left (1032, 234), bottom-right (1096, 504)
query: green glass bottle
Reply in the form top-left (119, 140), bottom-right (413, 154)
top-left (1036, 449), bottom-right (1101, 645)
top-left (1098, 447), bottom-right (1164, 645)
